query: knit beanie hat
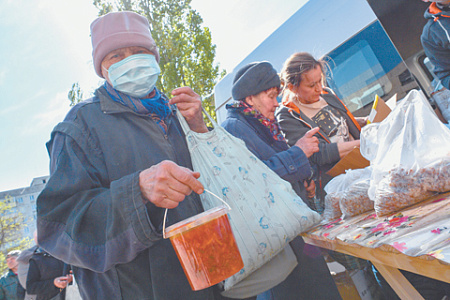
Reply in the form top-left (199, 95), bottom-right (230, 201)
top-left (90, 11), bottom-right (160, 78)
top-left (6, 250), bottom-right (21, 258)
top-left (231, 61), bottom-right (281, 100)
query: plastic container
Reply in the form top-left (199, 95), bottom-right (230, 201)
top-left (165, 205), bottom-right (243, 291)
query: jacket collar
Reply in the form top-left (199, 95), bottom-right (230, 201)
top-left (427, 2), bottom-right (450, 20)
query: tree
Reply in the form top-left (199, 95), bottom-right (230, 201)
top-left (68, 0), bottom-right (226, 125)
top-left (0, 196), bottom-right (31, 274)
top-left (68, 82), bottom-right (84, 107)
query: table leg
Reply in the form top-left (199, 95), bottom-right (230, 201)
top-left (371, 262), bottom-right (424, 300)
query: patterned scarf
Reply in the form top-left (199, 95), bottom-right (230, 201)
top-left (230, 101), bottom-right (286, 142)
top-left (104, 82), bottom-right (172, 132)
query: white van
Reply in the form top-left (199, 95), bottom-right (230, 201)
top-left (213, 0), bottom-right (435, 123)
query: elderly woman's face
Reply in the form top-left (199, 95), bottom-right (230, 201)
top-left (6, 256), bottom-right (18, 270)
top-left (246, 87), bottom-right (280, 120)
top-left (101, 46), bottom-right (155, 80)
top-left (292, 65), bottom-right (323, 104)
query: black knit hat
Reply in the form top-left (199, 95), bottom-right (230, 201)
top-left (231, 62), bottom-right (280, 100)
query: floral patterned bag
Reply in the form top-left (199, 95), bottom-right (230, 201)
top-left (176, 109), bottom-right (321, 290)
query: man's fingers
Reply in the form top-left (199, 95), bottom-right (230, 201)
top-left (140, 161), bottom-right (204, 209)
top-left (305, 127), bottom-right (320, 137)
top-left (171, 86), bottom-right (196, 97)
top-left (168, 165), bottom-right (204, 195)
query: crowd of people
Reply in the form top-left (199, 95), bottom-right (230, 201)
top-left (0, 232), bottom-right (79, 300)
top-left (1, 2), bottom-right (450, 299)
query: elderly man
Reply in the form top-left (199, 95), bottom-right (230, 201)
top-left (0, 250), bottom-right (21, 300)
top-left (35, 11), bottom-right (222, 300)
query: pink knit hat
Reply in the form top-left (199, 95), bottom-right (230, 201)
top-left (90, 11), bottom-right (160, 78)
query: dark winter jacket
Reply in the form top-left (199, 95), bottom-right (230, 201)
top-left (0, 270), bottom-right (20, 300)
top-left (422, 2), bottom-right (450, 89)
top-left (26, 249), bottom-right (65, 300)
top-left (222, 105), bottom-right (312, 204)
top-left (36, 86), bottom-right (215, 300)
top-left (275, 89), bottom-right (361, 196)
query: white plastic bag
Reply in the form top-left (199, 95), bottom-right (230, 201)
top-left (323, 174), bottom-right (345, 221)
top-left (323, 167), bottom-right (374, 220)
top-left (340, 168), bottom-right (374, 218)
top-left (176, 109), bottom-right (321, 290)
top-left (362, 90), bottom-right (450, 216)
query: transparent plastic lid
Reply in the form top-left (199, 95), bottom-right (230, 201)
top-left (164, 205), bottom-right (229, 238)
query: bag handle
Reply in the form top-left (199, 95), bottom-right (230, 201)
top-left (162, 189), bottom-right (231, 239)
top-left (175, 106), bottom-right (219, 134)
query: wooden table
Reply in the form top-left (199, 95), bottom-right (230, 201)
top-left (302, 192), bottom-right (450, 300)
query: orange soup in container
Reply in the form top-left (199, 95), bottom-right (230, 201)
top-left (165, 206), bottom-right (243, 291)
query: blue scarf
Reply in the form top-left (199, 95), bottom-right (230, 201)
top-left (104, 82), bottom-right (172, 120)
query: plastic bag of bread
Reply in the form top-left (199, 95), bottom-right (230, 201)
top-left (323, 174), bottom-right (345, 221)
top-left (361, 90), bottom-right (450, 216)
top-left (340, 168), bottom-right (374, 218)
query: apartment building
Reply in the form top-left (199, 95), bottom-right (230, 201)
top-left (0, 176), bottom-right (49, 252)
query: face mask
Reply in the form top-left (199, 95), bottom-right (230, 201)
top-left (106, 54), bottom-right (161, 98)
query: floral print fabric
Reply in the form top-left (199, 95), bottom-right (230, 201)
top-left (306, 192), bottom-right (450, 263)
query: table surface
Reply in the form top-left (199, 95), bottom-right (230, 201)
top-left (302, 192), bottom-right (450, 284)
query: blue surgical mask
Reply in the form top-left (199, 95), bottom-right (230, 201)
top-left (106, 54), bottom-right (161, 98)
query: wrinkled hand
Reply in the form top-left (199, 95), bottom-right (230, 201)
top-left (139, 160), bottom-right (204, 209)
top-left (294, 127), bottom-right (320, 158)
top-left (54, 274), bottom-right (73, 289)
top-left (304, 180), bottom-right (316, 198)
top-left (170, 86), bottom-right (208, 133)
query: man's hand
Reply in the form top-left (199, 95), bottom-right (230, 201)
top-left (54, 274), bottom-right (73, 289)
top-left (304, 180), bottom-right (316, 198)
top-left (170, 87), bottom-right (208, 133)
top-left (139, 160), bottom-right (204, 209)
top-left (294, 127), bottom-right (320, 158)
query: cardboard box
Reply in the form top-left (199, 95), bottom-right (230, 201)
top-left (326, 147), bottom-right (369, 177)
top-left (327, 94), bottom-right (395, 177)
top-left (367, 95), bottom-right (393, 124)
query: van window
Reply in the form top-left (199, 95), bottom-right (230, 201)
top-left (325, 21), bottom-right (419, 117)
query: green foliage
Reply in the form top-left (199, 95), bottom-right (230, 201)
top-left (91, 0), bottom-right (226, 125)
top-left (0, 196), bottom-right (32, 274)
top-left (68, 82), bottom-right (84, 107)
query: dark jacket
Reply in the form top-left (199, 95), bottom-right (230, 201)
top-left (221, 105), bottom-right (342, 300)
top-left (221, 105), bottom-right (312, 203)
top-left (36, 86), bottom-right (215, 300)
top-left (422, 2), bottom-right (450, 89)
top-left (0, 270), bottom-right (20, 300)
top-left (26, 249), bottom-right (65, 300)
top-left (275, 89), bottom-right (361, 195)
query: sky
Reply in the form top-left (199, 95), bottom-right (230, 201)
top-left (0, 0), bottom-right (307, 192)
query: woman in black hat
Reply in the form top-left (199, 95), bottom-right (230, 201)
top-left (220, 61), bottom-right (341, 300)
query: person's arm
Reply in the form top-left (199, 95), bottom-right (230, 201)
top-left (37, 124), bottom-right (157, 273)
top-left (422, 31), bottom-right (450, 90)
top-left (337, 140), bottom-right (360, 158)
top-left (38, 93), bottom-right (205, 274)
top-left (276, 108), bottom-right (311, 147)
top-left (26, 260), bottom-right (59, 296)
top-left (276, 107), bottom-right (341, 166)
top-left (222, 118), bottom-right (312, 182)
